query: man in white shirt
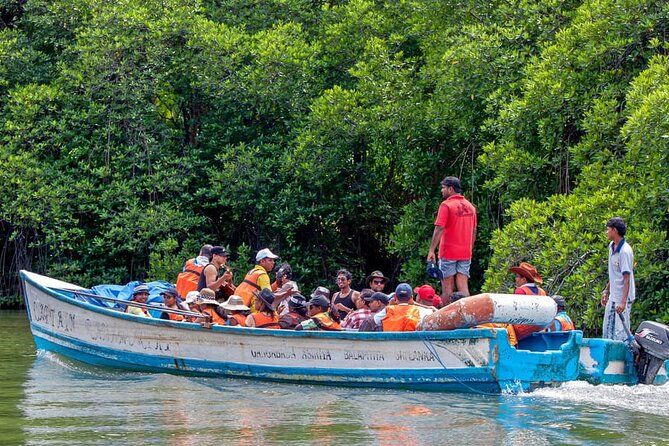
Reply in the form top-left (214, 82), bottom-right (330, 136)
top-left (601, 217), bottom-right (636, 341)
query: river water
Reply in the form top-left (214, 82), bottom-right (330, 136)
top-left (2, 310), bottom-right (668, 445)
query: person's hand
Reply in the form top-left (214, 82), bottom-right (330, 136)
top-left (615, 301), bottom-right (626, 314)
top-left (427, 252), bottom-right (436, 262)
top-left (221, 271), bottom-right (233, 282)
top-left (600, 290), bottom-right (609, 306)
top-left (335, 303), bottom-right (349, 312)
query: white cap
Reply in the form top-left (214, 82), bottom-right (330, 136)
top-left (184, 291), bottom-right (200, 304)
top-left (256, 248), bottom-right (279, 262)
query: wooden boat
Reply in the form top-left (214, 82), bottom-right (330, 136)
top-left (21, 270), bottom-right (584, 393)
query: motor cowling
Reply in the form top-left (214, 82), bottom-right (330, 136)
top-left (633, 321), bottom-right (669, 384)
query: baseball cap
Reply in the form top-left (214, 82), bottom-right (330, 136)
top-left (256, 248), bottom-right (279, 262)
top-left (395, 283), bottom-right (413, 301)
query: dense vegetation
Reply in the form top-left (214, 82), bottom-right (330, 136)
top-left (1, 0), bottom-right (667, 331)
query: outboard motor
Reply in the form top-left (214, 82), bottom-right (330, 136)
top-left (632, 321), bottom-right (669, 384)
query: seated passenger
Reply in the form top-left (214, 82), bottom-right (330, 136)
top-left (358, 291), bottom-right (389, 332)
top-left (311, 286), bottom-right (331, 301)
top-left (295, 295), bottom-right (342, 331)
top-left (126, 284), bottom-right (152, 317)
top-left (374, 283), bottom-right (421, 332)
top-left (273, 263), bottom-right (299, 312)
top-left (341, 289), bottom-right (373, 330)
top-left (160, 287), bottom-right (186, 321)
top-left (545, 295), bottom-right (575, 332)
top-left (510, 262), bottom-right (548, 341)
top-left (413, 285), bottom-right (439, 310)
top-left (279, 294), bottom-right (308, 329)
top-left (198, 288), bottom-right (227, 325)
top-left (220, 295), bottom-right (250, 326)
top-left (184, 291), bottom-right (201, 312)
top-left (246, 289), bottom-right (280, 328)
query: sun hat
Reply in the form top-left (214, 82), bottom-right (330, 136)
top-left (256, 248), bottom-right (279, 262)
top-left (366, 270), bottom-right (389, 286)
top-left (199, 298), bottom-right (220, 306)
top-left (200, 288), bottom-right (216, 299)
top-left (310, 286), bottom-right (331, 299)
top-left (256, 288), bottom-right (276, 310)
top-left (133, 284), bottom-right (150, 295)
top-left (184, 291), bottom-right (200, 304)
top-left (308, 294), bottom-right (330, 309)
top-left (221, 295), bottom-right (250, 311)
top-left (509, 262), bottom-right (543, 285)
top-left (287, 294), bottom-right (307, 310)
top-left (160, 286), bottom-right (179, 298)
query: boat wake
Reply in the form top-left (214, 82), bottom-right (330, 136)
top-left (527, 380), bottom-right (669, 417)
top-left (35, 349), bottom-right (150, 381)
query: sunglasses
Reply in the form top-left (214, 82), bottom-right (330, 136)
top-left (372, 280), bottom-right (385, 285)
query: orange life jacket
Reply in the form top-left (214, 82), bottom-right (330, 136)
top-left (554, 313), bottom-right (575, 331)
top-left (513, 285), bottom-right (548, 341)
top-left (235, 268), bottom-right (268, 308)
top-left (478, 323), bottom-right (518, 346)
top-left (311, 312), bottom-right (342, 331)
top-left (250, 312), bottom-right (280, 329)
top-left (381, 305), bottom-right (421, 332)
top-left (175, 259), bottom-right (205, 297)
top-left (167, 310), bottom-right (185, 322)
top-left (201, 306), bottom-right (227, 325)
top-left (228, 313), bottom-right (247, 327)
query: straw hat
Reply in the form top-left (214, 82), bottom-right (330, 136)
top-left (200, 288), bottom-right (216, 299)
top-left (256, 289), bottom-right (276, 311)
top-left (509, 262), bottom-right (543, 285)
top-left (221, 295), bottom-right (250, 311)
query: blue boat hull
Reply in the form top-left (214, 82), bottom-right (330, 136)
top-left (21, 270), bottom-right (583, 393)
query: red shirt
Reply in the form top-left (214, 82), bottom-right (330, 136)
top-left (434, 194), bottom-right (477, 260)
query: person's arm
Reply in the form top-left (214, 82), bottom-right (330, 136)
top-left (204, 265), bottom-right (230, 291)
top-left (429, 203), bottom-right (449, 262)
top-left (373, 308), bottom-right (387, 326)
top-left (616, 274), bottom-right (630, 314)
top-left (601, 281), bottom-right (610, 306)
top-left (427, 226), bottom-right (444, 262)
top-left (245, 314), bottom-right (255, 327)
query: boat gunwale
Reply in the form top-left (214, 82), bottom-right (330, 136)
top-left (20, 270), bottom-right (498, 342)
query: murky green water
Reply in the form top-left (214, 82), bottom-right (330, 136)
top-left (3, 310), bottom-right (669, 445)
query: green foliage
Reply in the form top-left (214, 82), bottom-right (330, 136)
top-left (0, 0), bottom-right (667, 333)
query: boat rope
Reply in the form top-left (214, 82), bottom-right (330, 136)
top-left (417, 331), bottom-right (502, 396)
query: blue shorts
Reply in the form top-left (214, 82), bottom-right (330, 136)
top-left (439, 259), bottom-right (471, 278)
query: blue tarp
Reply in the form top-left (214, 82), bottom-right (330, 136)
top-left (90, 281), bottom-right (174, 318)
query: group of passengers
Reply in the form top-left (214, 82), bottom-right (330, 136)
top-left (125, 245), bottom-right (574, 336)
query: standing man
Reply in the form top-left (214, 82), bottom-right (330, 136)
top-left (235, 248), bottom-right (279, 311)
top-left (601, 217), bottom-right (636, 341)
top-left (427, 176), bottom-right (477, 304)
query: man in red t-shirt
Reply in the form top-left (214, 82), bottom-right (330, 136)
top-left (427, 176), bottom-right (477, 304)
